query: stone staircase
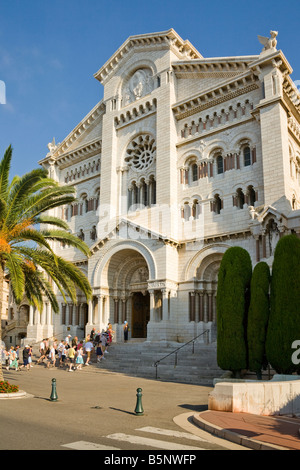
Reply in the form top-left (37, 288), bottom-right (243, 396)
top-left (95, 339), bottom-right (224, 386)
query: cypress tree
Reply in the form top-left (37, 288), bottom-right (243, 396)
top-left (216, 246), bottom-right (252, 377)
top-left (247, 262), bottom-right (270, 379)
top-left (266, 234), bottom-right (300, 374)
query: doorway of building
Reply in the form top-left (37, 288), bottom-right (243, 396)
top-left (131, 292), bottom-right (150, 338)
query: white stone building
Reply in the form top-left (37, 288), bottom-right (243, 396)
top-left (21, 29), bottom-right (300, 345)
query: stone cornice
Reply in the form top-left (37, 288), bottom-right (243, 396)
top-left (172, 56), bottom-right (259, 78)
top-left (46, 138), bottom-right (102, 170)
top-left (249, 49), bottom-right (293, 76)
top-left (176, 115), bottom-right (254, 149)
top-left (94, 29), bottom-right (202, 84)
top-left (39, 100), bottom-right (105, 166)
top-left (282, 76), bottom-right (300, 119)
top-left (172, 71), bottom-right (259, 120)
top-left (288, 115), bottom-right (300, 144)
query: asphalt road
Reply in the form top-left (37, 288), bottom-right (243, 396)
top-left (0, 361), bottom-right (245, 454)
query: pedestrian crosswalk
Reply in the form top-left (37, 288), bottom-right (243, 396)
top-left (62, 426), bottom-right (207, 450)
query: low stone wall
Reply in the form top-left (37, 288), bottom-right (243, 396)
top-left (208, 377), bottom-right (300, 416)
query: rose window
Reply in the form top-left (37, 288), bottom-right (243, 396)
top-left (125, 134), bottom-right (156, 171)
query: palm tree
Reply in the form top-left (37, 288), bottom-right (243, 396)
top-left (0, 145), bottom-right (92, 380)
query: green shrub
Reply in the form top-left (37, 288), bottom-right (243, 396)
top-left (216, 246), bottom-right (252, 376)
top-left (247, 262), bottom-right (270, 377)
top-left (266, 234), bottom-right (300, 374)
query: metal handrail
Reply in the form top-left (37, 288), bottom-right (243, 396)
top-left (154, 329), bottom-right (210, 379)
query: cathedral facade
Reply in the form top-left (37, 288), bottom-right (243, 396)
top-left (18, 29), bottom-right (300, 345)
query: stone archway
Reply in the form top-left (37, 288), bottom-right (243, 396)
top-left (98, 247), bottom-right (152, 340)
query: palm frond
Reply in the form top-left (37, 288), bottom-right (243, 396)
top-left (4, 168), bottom-right (50, 225)
top-left (10, 228), bottom-right (53, 252)
top-left (0, 145), bottom-right (12, 199)
top-left (5, 251), bottom-right (25, 304)
top-left (40, 229), bottom-right (91, 257)
top-left (35, 215), bottom-right (70, 231)
top-left (24, 267), bottom-right (59, 313)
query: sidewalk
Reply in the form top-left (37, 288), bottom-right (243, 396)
top-left (193, 410), bottom-right (300, 450)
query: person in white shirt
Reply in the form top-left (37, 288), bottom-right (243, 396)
top-left (37, 339), bottom-right (47, 364)
top-left (84, 341), bottom-right (94, 366)
top-left (47, 346), bottom-right (56, 368)
top-left (65, 335), bottom-right (71, 345)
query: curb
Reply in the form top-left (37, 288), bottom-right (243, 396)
top-left (192, 411), bottom-right (288, 451)
top-left (0, 390), bottom-right (30, 399)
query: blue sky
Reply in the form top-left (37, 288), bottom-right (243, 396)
top-left (0, 0), bottom-right (299, 177)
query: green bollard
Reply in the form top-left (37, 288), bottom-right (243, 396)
top-left (134, 387), bottom-right (144, 415)
top-left (50, 378), bottom-right (58, 401)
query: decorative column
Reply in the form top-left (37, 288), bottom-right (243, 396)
top-left (203, 292), bottom-right (208, 323)
top-left (195, 292), bottom-right (199, 323)
top-left (46, 303), bottom-right (52, 326)
top-left (255, 235), bottom-right (260, 262)
top-left (149, 289), bottom-right (155, 322)
top-left (262, 230), bottom-right (267, 258)
top-left (88, 299), bottom-right (93, 325)
top-left (199, 291), bottom-right (204, 322)
top-left (41, 303), bottom-right (46, 326)
top-left (121, 299), bottom-right (127, 324)
top-left (29, 305), bottom-right (34, 326)
top-left (114, 298), bottom-right (119, 324)
top-left (97, 295), bottom-right (103, 330)
top-left (207, 291), bottom-right (213, 322)
top-left (162, 289), bottom-right (169, 321)
top-left (189, 292), bottom-right (195, 322)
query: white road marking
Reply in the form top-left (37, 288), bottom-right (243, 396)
top-left (62, 440), bottom-right (120, 450)
top-left (136, 426), bottom-right (207, 442)
top-left (105, 433), bottom-right (205, 450)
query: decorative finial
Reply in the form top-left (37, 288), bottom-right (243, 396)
top-left (47, 137), bottom-right (57, 154)
top-left (258, 30), bottom-right (278, 53)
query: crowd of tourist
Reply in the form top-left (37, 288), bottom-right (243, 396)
top-left (1, 324), bottom-right (115, 372)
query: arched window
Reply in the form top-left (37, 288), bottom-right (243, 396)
top-left (192, 199), bottom-right (201, 219)
top-left (247, 185), bottom-right (256, 206)
top-left (243, 146), bottom-right (251, 166)
top-left (128, 177), bottom-right (156, 211)
top-left (216, 155), bottom-right (224, 174)
top-left (191, 163), bottom-right (198, 182)
top-left (236, 188), bottom-right (245, 209)
top-left (149, 176), bottom-right (156, 205)
top-left (213, 194), bottom-right (222, 214)
top-left (183, 202), bottom-right (191, 221)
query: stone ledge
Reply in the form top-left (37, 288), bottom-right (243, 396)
top-left (209, 378), bottom-right (300, 416)
top-left (0, 390), bottom-right (29, 399)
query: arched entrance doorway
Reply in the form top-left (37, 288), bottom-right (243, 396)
top-left (132, 292), bottom-right (150, 338)
top-left (99, 247), bottom-right (153, 340)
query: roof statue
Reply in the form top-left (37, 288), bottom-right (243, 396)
top-left (258, 30), bottom-right (278, 53)
top-left (47, 137), bottom-right (57, 155)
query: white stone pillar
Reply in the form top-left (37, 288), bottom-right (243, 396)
top-left (88, 300), bottom-right (93, 325)
top-left (29, 305), bottom-right (34, 326)
top-left (162, 289), bottom-right (169, 321)
top-left (149, 289), bottom-right (155, 322)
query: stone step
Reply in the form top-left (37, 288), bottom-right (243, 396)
top-left (95, 341), bottom-right (222, 385)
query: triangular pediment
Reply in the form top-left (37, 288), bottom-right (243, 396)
top-left (250, 205), bottom-right (288, 225)
top-left (39, 100), bottom-right (105, 169)
top-left (90, 217), bottom-right (180, 255)
top-left (94, 29), bottom-right (203, 84)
